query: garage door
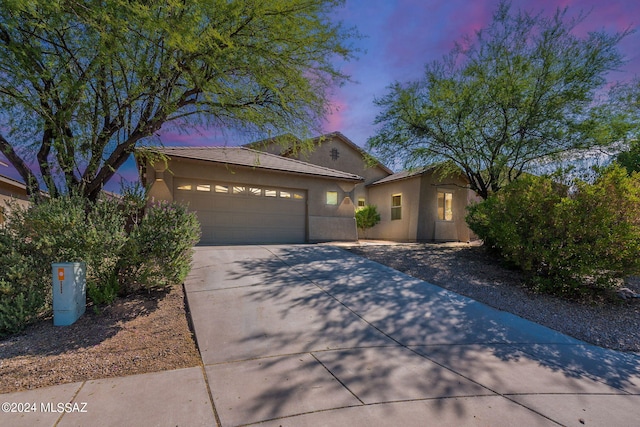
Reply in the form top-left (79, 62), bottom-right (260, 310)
top-left (174, 179), bottom-right (307, 244)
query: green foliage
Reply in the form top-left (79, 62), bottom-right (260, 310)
top-left (616, 140), bottom-right (640, 175)
top-left (368, 0), bottom-right (630, 200)
top-left (0, 0), bottom-right (358, 200)
top-left (356, 205), bottom-right (381, 237)
top-left (119, 201), bottom-right (201, 293)
top-left (467, 165), bottom-right (640, 298)
top-left (0, 231), bottom-right (45, 335)
top-left (0, 194), bottom-right (200, 337)
top-left (0, 195), bottom-right (128, 335)
top-left (87, 271), bottom-right (120, 314)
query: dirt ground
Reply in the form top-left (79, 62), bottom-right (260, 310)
top-left (0, 284), bottom-right (201, 394)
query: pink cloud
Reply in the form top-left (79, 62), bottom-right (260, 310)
top-left (323, 96), bottom-right (348, 133)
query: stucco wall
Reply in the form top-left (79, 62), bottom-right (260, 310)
top-left (417, 172), bottom-right (472, 242)
top-left (365, 176), bottom-right (422, 241)
top-left (365, 171), bottom-right (476, 242)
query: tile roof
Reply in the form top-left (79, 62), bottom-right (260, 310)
top-left (151, 146), bottom-right (364, 181)
top-left (368, 167), bottom-right (435, 186)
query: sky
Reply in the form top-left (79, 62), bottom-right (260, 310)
top-left (2, 0), bottom-right (639, 190)
top-left (320, 0), bottom-right (640, 148)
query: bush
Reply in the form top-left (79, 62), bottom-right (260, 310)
top-left (0, 193), bottom-right (201, 336)
top-left (356, 205), bottom-right (381, 238)
top-left (467, 165), bottom-right (640, 298)
top-left (0, 229), bottom-right (45, 335)
top-left (119, 200), bottom-right (201, 293)
top-left (0, 195), bottom-right (128, 335)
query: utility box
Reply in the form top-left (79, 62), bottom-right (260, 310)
top-left (52, 262), bottom-right (86, 326)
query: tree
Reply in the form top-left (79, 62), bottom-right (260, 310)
top-left (368, 1), bottom-right (631, 199)
top-left (611, 77), bottom-right (640, 174)
top-left (0, 0), bottom-right (356, 200)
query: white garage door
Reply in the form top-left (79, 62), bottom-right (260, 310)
top-left (174, 179), bottom-right (307, 244)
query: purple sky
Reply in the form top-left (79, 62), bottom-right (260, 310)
top-left (2, 0), bottom-right (639, 190)
top-left (320, 0), bottom-right (640, 148)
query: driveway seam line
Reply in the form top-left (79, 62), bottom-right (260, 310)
top-left (309, 352), bottom-right (365, 405)
top-left (53, 381), bottom-right (85, 427)
top-left (199, 364), bottom-right (223, 427)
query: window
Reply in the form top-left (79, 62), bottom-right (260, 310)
top-left (438, 191), bottom-right (453, 221)
top-left (196, 184), bottom-right (210, 192)
top-left (265, 189), bottom-right (277, 197)
top-left (391, 194), bottom-right (402, 220)
top-left (280, 191), bottom-right (291, 198)
top-left (293, 192), bottom-right (304, 200)
top-left (326, 191), bottom-right (338, 205)
top-left (233, 186), bottom-right (246, 194)
top-left (249, 187), bottom-right (262, 196)
top-left (177, 184), bottom-right (192, 191)
top-left (215, 185), bottom-right (229, 193)
top-left (357, 198), bottom-right (366, 207)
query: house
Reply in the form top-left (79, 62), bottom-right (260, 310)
top-left (0, 174), bottom-right (30, 225)
top-left (365, 167), bottom-right (479, 242)
top-left (247, 132), bottom-right (393, 208)
top-left (140, 146), bottom-right (364, 244)
top-left (139, 132), bottom-right (478, 245)
top-left (248, 132), bottom-right (478, 242)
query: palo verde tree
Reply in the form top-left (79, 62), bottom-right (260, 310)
top-left (0, 0), bottom-right (356, 200)
top-left (368, 1), bottom-right (632, 199)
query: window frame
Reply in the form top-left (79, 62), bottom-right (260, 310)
top-left (391, 193), bottom-right (402, 220)
top-left (437, 190), bottom-right (454, 221)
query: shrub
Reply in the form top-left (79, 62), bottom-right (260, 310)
top-left (0, 228), bottom-right (45, 335)
top-left (356, 205), bottom-right (381, 238)
top-left (0, 191), bottom-right (201, 336)
top-left (467, 165), bottom-right (640, 298)
top-left (119, 200), bottom-right (201, 292)
top-left (0, 195), bottom-right (128, 335)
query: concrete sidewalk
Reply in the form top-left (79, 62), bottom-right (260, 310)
top-left (2, 244), bottom-right (640, 426)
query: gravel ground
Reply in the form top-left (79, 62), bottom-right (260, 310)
top-left (0, 284), bottom-right (201, 394)
top-left (346, 242), bottom-right (640, 353)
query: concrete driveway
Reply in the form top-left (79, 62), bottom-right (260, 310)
top-left (185, 245), bottom-right (640, 426)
